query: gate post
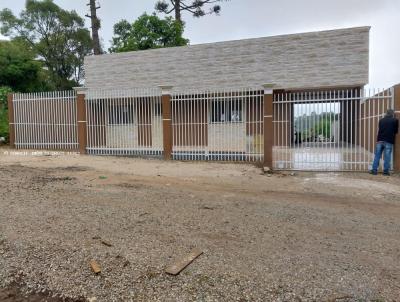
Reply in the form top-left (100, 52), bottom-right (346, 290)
top-left (7, 93), bottom-right (15, 148)
top-left (263, 84), bottom-right (275, 169)
top-left (74, 87), bottom-right (88, 154)
top-left (159, 85), bottom-right (173, 160)
top-left (394, 84), bottom-right (400, 172)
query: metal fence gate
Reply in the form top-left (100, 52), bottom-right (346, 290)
top-left (85, 88), bottom-right (163, 156)
top-left (273, 88), bottom-right (394, 171)
top-left (12, 91), bottom-right (78, 150)
top-left (171, 88), bottom-right (264, 161)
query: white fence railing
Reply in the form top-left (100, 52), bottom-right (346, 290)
top-left (85, 88), bottom-right (163, 156)
top-left (11, 86), bottom-right (395, 171)
top-left (273, 88), bottom-right (394, 171)
top-left (13, 91), bottom-right (78, 150)
top-left (172, 88), bottom-right (264, 161)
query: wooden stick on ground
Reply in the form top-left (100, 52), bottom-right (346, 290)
top-left (165, 248), bottom-right (203, 276)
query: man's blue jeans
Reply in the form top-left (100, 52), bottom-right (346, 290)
top-left (371, 142), bottom-right (393, 173)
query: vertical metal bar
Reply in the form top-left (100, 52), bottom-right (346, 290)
top-left (15, 94), bottom-right (19, 149)
top-left (195, 91), bottom-right (198, 160)
top-left (96, 90), bottom-right (100, 154)
top-left (132, 89), bottom-right (136, 156)
top-left (273, 92), bottom-right (277, 167)
top-left (72, 91), bottom-right (76, 150)
top-left (42, 92), bottom-right (46, 149)
top-left (21, 94), bottom-right (25, 149)
top-left (56, 91), bottom-right (60, 150)
top-left (28, 93), bottom-right (31, 149)
top-left (44, 93), bottom-right (47, 149)
top-left (58, 91), bottom-right (62, 150)
top-left (86, 91), bottom-right (90, 153)
top-left (289, 92), bottom-right (292, 169)
top-left (59, 91), bottom-right (63, 150)
top-left (25, 94), bottom-right (28, 148)
top-left (372, 88), bottom-right (376, 170)
top-left (86, 91), bottom-right (90, 154)
top-left (177, 93), bottom-right (180, 159)
top-left (350, 89), bottom-right (353, 170)
top-left (53, 92), bottom-right (58, 149)
top-left (39, 92), bottom-right (42, 149)
top-left (171, 93), bottom-right (174, 158)
top-left (12, 95), bottom-right (17, 149)
top-left (284, 92), bottom-right (287, 169)
top-left (66, 90), bottom-right (70, 150)
top-left (94, 89), bottom-right (98, 154)
top-left (30, 93), bottom-right (38, 149)
top-left (27, 93), bottom-right (32, 149)
top-left (108, 90), bottom-right (111, 156)
top-left (125, 89), bottom-right (129, 155)
top-left (146, 89), bottom-right (150, 156)
top-left (60, 91), bottom-right (64, 150)
top-left (330, 91), bottom-right (333, 170)
top-left (36, 92), bottom-right (41, 149)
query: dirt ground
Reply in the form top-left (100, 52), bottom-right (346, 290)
top-left (0, 147), bottom-right (399, 301)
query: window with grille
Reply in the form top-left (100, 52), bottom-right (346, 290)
top-left (108, 105), bottom-right (134, 125)
top-left (210, 99), bottom-right (243, 123)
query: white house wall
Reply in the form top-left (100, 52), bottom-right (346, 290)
top-left (106, 124), bottom-right (138, 149)
top-left (208, 123), bottom-right (246, 152)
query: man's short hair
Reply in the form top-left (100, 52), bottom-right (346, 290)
top-left (386, 109), bottom-right (395, 118)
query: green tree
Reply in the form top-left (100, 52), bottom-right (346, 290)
top-left (0, 40), bottom-right (50, 92)
top-left (314, 118), bottom-right (331, 139)
top-left (0, 86), bottom-right (12, 110)
top-left (0, 0), bottom-right (93, 90)
top-left (109, 13), bottom-right (189, 53)
top-left (155, 0), bottom-right (228, 24)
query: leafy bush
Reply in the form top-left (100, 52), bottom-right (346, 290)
top-left (0, 86), bottom-right (12, 142)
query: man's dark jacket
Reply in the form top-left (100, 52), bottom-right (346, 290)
top-left (377, 116), bottom-right (399, 144)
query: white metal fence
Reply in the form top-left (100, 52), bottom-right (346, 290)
top-left (172, 88), bottom-right (264, 161)
top-left (12, 91), bottom-right (78, 150)
top-left (273, 88), bottom-right (394, 171)
top-left (85, 88), bottom-right (163, 156)
top-left (11, 87), bottom-right (395, 171)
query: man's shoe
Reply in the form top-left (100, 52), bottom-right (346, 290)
top-left (369, 170), bottom-right (377, 175)
top-left (383, 171), bottom-right (390, 176)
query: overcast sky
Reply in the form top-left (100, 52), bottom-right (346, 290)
top-left (1, 0), bottom-right (399, 88)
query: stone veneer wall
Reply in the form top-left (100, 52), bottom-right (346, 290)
top-left (84, 27), bottom-right (369, 92)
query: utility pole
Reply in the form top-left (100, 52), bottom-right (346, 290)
top-left (86, 0), bottom-right (102, 55)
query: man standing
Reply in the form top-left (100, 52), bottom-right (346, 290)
top-left (370, 109), bottom-right (399, 175)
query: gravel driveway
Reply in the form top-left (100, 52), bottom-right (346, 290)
top-left (0, 149), bottom-right (399, 301)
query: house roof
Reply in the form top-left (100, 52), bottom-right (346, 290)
top-left (84, 26), bottom-right (370, 92)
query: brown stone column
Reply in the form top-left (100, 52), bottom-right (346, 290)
top-left (394, 84), bottom-right (400, 171)
top-left (74, 87), bottom-right (88, 154)
top-left (159, 86), bottom-right (173, 160)
top-left (7, 93), bottom-right (15, 148)
top-left (263, 84), bottom-right (275, 169)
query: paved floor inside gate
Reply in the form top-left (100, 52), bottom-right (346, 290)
top-left (273, 143), bottom-right (375, 171)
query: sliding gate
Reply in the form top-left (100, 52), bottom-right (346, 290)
top-left (273, 88), bottom-right (394, 171)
